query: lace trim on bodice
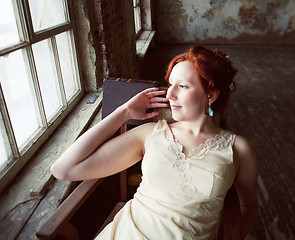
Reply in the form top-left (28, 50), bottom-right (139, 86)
top-left (159, 120), bottom-right (236, 195)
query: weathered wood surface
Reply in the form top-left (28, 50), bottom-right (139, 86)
top-left (0, 92), bottom-right (102, 240)
top-left (35, 178), bottom-right (104, 240)
top-left (141, 44), bottom-right (295, 240)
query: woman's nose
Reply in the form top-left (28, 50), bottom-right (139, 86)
top-left (166, 85), bottom-right (176, 100)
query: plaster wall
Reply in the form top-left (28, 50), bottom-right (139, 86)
top-left (100, 0), bottom-right (137, 79)
top-left (71, 0), bottom-right (102, 92)
top-left (72, 0), bottom-right (137, 91)
top-left (156, 0), bottom-right (295, 44)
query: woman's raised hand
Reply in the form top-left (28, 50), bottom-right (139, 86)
top-left (121, 87), bottom-right (169, 120)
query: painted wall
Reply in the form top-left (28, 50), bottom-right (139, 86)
top-left (72, 0), bottom-right (138, 91)
top-left (156, 0), bottom-right (295, 44)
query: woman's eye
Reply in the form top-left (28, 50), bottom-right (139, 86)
top-left (179, 85), bottom-right (187, 89)
top-left (167, 83), bottom-right (172, 88)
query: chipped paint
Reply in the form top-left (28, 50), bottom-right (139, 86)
top-left (272, 8), bottom-right (291, 34)
top-left (212, 9), bottom-right (223, 17)
top-left (157, 0), bottom-right (295, 42)
top-left (243, 0), bottom-right (255, 9)
top-left (291, 16), bottom-right (295, 30)
top-left (286, 1), bottom-right (295, 30)
top-left (179, 0), bottom-right (212, 17)
top-left (285, 0), bottom-right (295, 15)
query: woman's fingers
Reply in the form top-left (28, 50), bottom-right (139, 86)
top-left (145, 88), bottom-right (169, 109)
top-left (146, 89), bottom-right (166, 97)
top-left (124, 87), bottom-right (168, 120)
top-left (150, 102), bottom-right (169, 108)
top-left (150, 97), bottom-right (169, 103)
top-left (145, 88), bottom-right (168, 106)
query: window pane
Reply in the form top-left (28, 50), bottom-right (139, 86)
top-left (29, 0), bottom-right (68, 32)
top-left (32, 39), bottom-right (62, 120)
top-left (56, 31), bottom-right (79, 101)
top-left (0, 114), bottom-right (13, 169)
top-left (0, 0), bottom-right (22, 49)
top-left (0, 50), bottom-right (41, 148)
top-left (134, 6), bottom-right (141, 34)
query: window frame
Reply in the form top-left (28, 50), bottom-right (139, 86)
top-left (0, 0), bottom-right (83, 193)
top-left (133, 0), bottom-right (143, 37)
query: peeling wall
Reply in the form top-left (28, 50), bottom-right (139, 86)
top-left (100, 0), bottom-right (137, 79)
top-left (156, 0), bottom-right (295, 44)
top-left (71, 0), bottom-right (99, 92)
top-left (72, 0), bottom-right (138, 91)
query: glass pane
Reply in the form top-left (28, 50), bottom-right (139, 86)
top-left (29, 0), bottom-right (68, 32)
top-left (56, 31), bottom-right (79, 101)
top-left (32, 39), bottom-right (62, 120)
top-left (0, 50), bottom-right (41, 148)
top-left (134, 7), bottom-right (141, 34)
top-left (0, 0), bottom-right (22, 49)
top-left (0, 114), bottom-right (13, 169)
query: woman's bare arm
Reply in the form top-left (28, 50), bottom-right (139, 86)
top-left (51, 88), bottom-right (168, 181)
top-left (233, 135), bottom-right (259, 238)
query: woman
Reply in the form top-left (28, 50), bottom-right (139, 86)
top-left (51, 45), bottom-right (258, 239)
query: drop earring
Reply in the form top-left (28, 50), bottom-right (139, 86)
top-left (208, 102), bottom-right (214, 117)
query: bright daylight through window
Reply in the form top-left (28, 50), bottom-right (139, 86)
top-left (0, 0), bottom-right (81, 184)
top-left (133, 0), bottom-right (142, 36)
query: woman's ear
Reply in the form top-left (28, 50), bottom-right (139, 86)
top-left (208, 89), bottom-right (220, 104)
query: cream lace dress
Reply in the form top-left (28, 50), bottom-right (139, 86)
top-left (95, 120), bottom-right (236, 240)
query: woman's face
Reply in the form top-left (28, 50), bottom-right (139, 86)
top-left (166, 61), bottom-right (207, 122)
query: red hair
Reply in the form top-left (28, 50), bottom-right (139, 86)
top-left (165, 45), bottom-right (237, 128)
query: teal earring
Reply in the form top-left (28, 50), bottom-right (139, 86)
top-left (208, 103), bottom-right (214, 117)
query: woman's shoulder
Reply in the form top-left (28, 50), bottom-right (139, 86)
top-left (131, 121), bottom-right (156, 131)
top-left (233, 134), bottom-right (259, 204)
top-left (130, 121), bottom-right (158, 138)
top-left (233, 135), bottom-right (256, 155)
top-left (134, 119), bottom-right (171, 139)
top-left (140, 121), bottom-right (158, 131)
top-left (233, 134), bottom-right (258, 173)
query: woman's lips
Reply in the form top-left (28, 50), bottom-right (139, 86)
top-left (171, 105), bottom-right (182, 110)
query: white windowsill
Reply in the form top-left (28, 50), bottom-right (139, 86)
top-left (136, 30), bottom-right (156, 60)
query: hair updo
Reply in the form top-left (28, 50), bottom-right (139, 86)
top-left (165, 44), bottom-right (237, 128)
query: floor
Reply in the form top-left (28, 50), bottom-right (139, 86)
top-left (140, 43), bottom-right (295, 240)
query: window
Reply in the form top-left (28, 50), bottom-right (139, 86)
top-left (133, 0), bottom-right (155, 59)
top-left (133, 0), bottom-right (142, 36)
top-left (0, 0), bottom-right (81, 189)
